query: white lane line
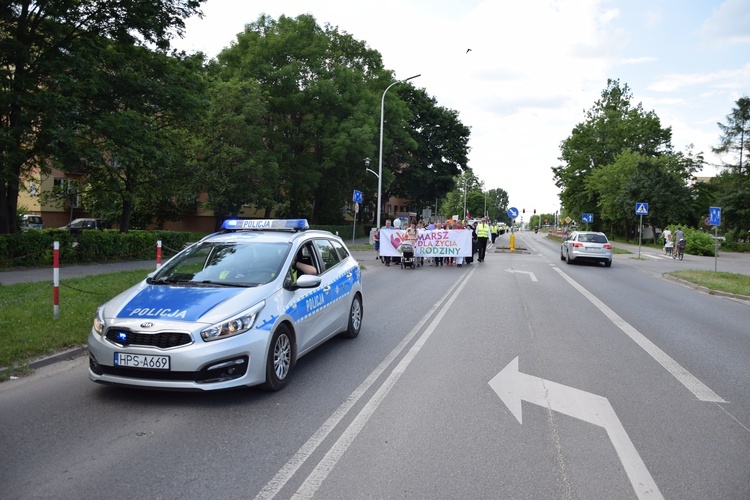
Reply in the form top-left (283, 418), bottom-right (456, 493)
top-left (254, 268), bottom-right (475, 500)
top-left (551, 266), bottom-right (726, 403)
top-left (290, 267), bottom-right (477, 500)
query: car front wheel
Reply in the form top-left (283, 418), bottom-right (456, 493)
top-left (341, 294), bottom-right (363, 339)
top-left (261, 324), bottom-right (293, 391)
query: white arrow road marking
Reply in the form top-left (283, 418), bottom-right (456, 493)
top-left (505, 268), bottom-right (538, 281)
top-left (489, 357), bottom-right (664, 500)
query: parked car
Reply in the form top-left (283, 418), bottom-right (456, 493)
top-left (61, 218), bottom-right (111, 234)
top-left (88, 218), bottom-right (364, 391)
top-left (560, 231), bottom-right (613, 267)
top-left (21, 214), bottom-right (44, 231)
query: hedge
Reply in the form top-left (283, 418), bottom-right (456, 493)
top-left (0, 229), bottom-right (191, 269)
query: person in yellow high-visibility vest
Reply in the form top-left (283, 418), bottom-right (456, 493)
top-left (490, 223), bottom-right (498, 244)
top-left (476, 218), bottom-right (490, 262)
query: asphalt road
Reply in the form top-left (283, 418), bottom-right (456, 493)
top-left (1, 232), bottom-right (749, 499)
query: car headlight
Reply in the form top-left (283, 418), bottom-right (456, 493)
top-left (200, 302), bottom-right (265, 342)
top-left (93, 307), bottom-right (106, 335)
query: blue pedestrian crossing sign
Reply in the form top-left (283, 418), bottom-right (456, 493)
top-left (582, 213), bottom-right (593, 223)
top-left (353, 190), bottom-right (363, 204)
top-left (635, 202), bottom-right (649, 215)
top-left (709, 206), bottom-right (721, 226)
top-left (507, 207), bottom-right (519, 219)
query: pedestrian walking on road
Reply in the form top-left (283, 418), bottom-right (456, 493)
top-left (381, 219), bottom-right (393, 266)
top-left (476, 218), bottom-right (490, 262)
top-left (373, 228), bottom-right (381, 262)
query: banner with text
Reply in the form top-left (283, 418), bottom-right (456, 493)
top-left (380, 229), bottom-right (472, 257)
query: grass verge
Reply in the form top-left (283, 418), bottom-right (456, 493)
top-left (668, 270), bottom-right (750, 297)
top-left (0, 269), bottom-right (151, 377)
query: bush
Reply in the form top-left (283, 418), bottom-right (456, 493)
top-left (721, 229), bottom-right (750, 252)
top-left (667, 225), bottom-right (715, 256)
top-left (0, 229), bottom-right (191, 269)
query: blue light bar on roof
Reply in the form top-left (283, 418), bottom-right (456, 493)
top-left (221, 219), bottom-right (309, 231)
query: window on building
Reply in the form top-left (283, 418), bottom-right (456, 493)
top-left (54, 178), bottom-right (81, 208)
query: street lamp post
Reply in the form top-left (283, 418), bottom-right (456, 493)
top-left (377, 74), bottom-right (420, 230)
top-left (463, 179), bottom-right (467, 220)
top-left (364, 157), bottom-right (375, 224)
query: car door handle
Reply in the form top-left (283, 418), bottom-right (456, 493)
top-left (323, 285), bottom-right (331, 293)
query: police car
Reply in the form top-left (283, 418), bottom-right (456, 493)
top-left (88, 219), bottom-right (363, 391)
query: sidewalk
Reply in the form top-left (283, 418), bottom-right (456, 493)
top-left (610, 240), bottom-right (750, 275)
top-left (0, 260), bottom-right (159, 286)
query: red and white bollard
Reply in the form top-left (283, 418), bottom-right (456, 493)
top-left (53, 241), bottom-right (60, 320)
top-left (156, 240), bottom-right (162, 269)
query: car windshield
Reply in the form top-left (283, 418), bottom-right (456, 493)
top-left (579, 234), bottom-right (608, 244)
top-left (152, 241), bottom-right (291, 287)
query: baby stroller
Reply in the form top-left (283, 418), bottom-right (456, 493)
top-left (400, 241), bottom-right (416, 269)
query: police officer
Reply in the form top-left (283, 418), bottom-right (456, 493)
top-left (476, 218), bottom-right (490, 262)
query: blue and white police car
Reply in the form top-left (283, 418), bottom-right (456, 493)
top-left (88, 219), bottom-right (363, 391)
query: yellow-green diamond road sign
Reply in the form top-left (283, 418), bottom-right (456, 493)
top-left (565, 217), bottom-right (572, 224)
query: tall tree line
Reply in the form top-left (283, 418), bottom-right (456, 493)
top-left (1, 0), bottom-right (205, 233)
top-left (2, 7), bottom-right (473, 233)
top-left (552, 80), bottom-right (750, 236)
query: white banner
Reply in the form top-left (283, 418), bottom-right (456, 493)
top-left (380, 229), bottom-right (472, 257)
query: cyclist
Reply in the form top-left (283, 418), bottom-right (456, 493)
top-left (673, 227), bottom-right (686, 260)
top-left (662, 227), bottom-right (673, 256)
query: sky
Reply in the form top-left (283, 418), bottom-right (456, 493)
top-left (171, 0), bottom-right (750, 217)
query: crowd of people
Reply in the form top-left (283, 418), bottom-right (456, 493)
top-left (373, 217), bottom-right (503, 268)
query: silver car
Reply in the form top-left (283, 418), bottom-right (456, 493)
top-left (560, 231), bottom-right (613, 267)
top-left (88, 219), bottom-right (363, 391)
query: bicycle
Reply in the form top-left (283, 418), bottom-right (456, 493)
top-left (672, 239), bottom-right (685, 261)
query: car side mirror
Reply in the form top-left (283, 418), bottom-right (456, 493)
top-left (287, 274), bottom-right (322, 291)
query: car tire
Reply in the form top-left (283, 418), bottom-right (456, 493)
top-left (566, 251), bottom-right (573, 264)
top-left (560, 249), bottom-right (566, 261)
top-left (604, 260), bottom-right (612, 267)
top-left (261, 324), bottom-right (293, 391)
top-left (341, 293), bottom-right (363, 339)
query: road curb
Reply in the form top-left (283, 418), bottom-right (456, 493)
top-left (662, 274), bottom-right (750, 302)
top-left (0, 345), bottom-right (86, 378)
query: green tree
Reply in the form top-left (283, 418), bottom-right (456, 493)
top-left (710, 170), bottom-right (750, 231)
top-left (587, 149), bottom-right (696, 238)
top-left (0, 0), bottom-right (205, 233)
top-left (215, 14), bottom-right (395, 224)
top-left (552, 79), bottom-right (673, 225)
top-left (196, 77), bottom-right (276, 228)
top-left (710, 97), bottom-right (750, 232)
top-left (389, 86), bottom-right (470, 220)
top-left (713, 96), bottom-right (750, 175)
top-left (48, 40), bottom-right (207, 231)
top-left (486, 188), bottom-right (509, 223)
top-left (440, 169), bottom-right (482, 220)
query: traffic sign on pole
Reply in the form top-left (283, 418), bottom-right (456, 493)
top-left (582, 213), bottom-right (593, 224)
top-left (635, 203), bottom-right (649, 216)
top-left (709, 207), bottom-right (721, 226)
top-left (507, 207), bottom-right (519, 219)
